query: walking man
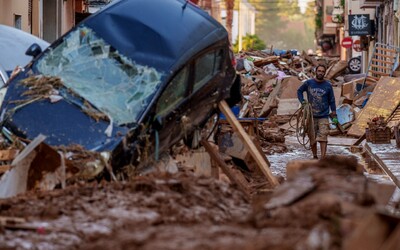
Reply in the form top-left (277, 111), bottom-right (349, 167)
top-left (297, 64), bottom-right (337, 159)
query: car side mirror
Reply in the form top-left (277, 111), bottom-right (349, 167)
top-left (25, 43), bottom-right (42, 58)
top-left (152, 116), bottom-right (163, 131)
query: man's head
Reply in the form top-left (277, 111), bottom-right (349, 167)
top-left (315, 64), bottom-right (327, 81)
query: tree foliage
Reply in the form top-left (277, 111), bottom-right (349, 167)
top-left (233, 33), bottom-right (266, 52)
top-left (246, 0), bottom-right (315, 51)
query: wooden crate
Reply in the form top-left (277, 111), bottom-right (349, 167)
top-left (367, 127), bottom-right (391, 144)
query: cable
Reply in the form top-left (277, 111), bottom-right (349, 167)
top-left (289, 102), bottom-right (315, 150)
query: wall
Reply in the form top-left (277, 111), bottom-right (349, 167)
top-left (0, 0), bottom-right (30, 32)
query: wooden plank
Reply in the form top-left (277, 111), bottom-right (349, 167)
top-left (0, 149), bottom-right (18, 161)
top-left (377, 47), bottom-right (397, 53)
top-left (352, 133), bottom-right (366, 146)
top-left (201, 140), bottom-right (250, 198)
top-left (367, 75), bottom-right (380, 81)
top-left (218, 100), bottom-right (279, 187)
top-left (374, 53), bottom-right (396, 58)
top-left (259, 79), bottom-right (281, 117)
top-left (364, 142), bottom-right (400, 188)
top-left (368, 70), bottom-right (390, 76)
top-left (347, 77), bottom-right (400, 137)
top-left (327, 137), bottom-right (357, 146)
top-left (371, 58), bottom-right (395, 64)
top-left (370, 64), bottom-right (392, 70)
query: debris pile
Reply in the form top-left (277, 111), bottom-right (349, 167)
top-left (235, 50), bottom-right (400, 144)
top-left (0, 156), bottom-right (397, 249)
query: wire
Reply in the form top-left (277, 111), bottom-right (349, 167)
top-left (289, 103), bottom-right (315, 150)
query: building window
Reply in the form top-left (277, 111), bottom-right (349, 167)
top-left (14, 15), bottom-right (22, 29)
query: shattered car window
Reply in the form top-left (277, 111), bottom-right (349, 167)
top-left (36, 26), bottom-right (163, 125)
top-left (156, 66), bottom-right (189, 115)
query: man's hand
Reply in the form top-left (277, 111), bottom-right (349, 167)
top-left (332, 117), bottom-right (339, 124)
top-left (301, 101), bottom-right (308, 107)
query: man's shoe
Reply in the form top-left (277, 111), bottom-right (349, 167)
top-left (313, 155), bottom-right (318, 159)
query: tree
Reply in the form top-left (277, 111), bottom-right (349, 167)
top-left (225, 0), bottom-right (235, 40)
top-left (233, 33), bottom-right (266, 52)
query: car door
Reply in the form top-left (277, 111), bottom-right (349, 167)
top-left (155, 65), bottom-right (192, 152)
top-left (187, 48), bottom-right (225, 128)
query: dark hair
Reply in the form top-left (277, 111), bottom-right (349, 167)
top-left (315, 64), bottom-right (327, 72)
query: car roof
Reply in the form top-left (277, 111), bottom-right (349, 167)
top-left (0, 25), bottom-right (50, 73)
top-left (82, 0), bottom-right (228, 72)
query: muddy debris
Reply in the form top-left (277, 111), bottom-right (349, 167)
top-left (0, 156), bottom-right (397, 250)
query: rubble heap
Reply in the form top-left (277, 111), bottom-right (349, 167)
top-left (0, 156), bottom-right (396, 250)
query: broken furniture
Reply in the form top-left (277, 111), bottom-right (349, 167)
top-left (348, 77), bottom-right (400, 137)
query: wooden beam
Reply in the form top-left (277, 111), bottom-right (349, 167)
top-left (374, 53), bottom-right (396, 59)
top-left (201, 140), bottom-right (250, 199)
top-left (370, 64), bottom-right (392, 71)
top-left (0, 149), bottom-right (18, 161)
top-left (368, 70), bottom-right (390, 76)
top-left (352, 133), bottom-right (366, 146)
top-left (218, 100), bottom-right (279, 187)
top-left (377, 47), bottom-right (397, 53)
top-left (0, 165), bottom-right (11, 174)
top-left (371, 58), bottom-right (395, 64)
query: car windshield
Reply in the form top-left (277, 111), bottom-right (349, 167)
top-left (35, 25), bottom-right (163, 125)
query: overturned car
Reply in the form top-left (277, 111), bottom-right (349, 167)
top-left (0, 0), bottom-right (240, 173)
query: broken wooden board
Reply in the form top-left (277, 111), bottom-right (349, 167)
top-left (278, 76), bottom-right (303, 99)
top-left (326, 60), bottom-right (347, 80)
top-left (0, 149), bottom-right (19, 161)
top-left (0, 135), bottom-right (46, 198)
top-left (348, 77), bottom-right (400, 137)
top-left (333, 86), bottom-right (341, 107)
top-left (364, 141), bottom-right (400, 188)
top-left (279, 121), bottom-right (296, 132)
top-left (219, 100), bottom-right (279, 187)
top-left (201, 140), bottom-right (250, 198)
top-left (0, 165), bottom-right (10, 174)
top-left (264, 175), bottom-right (316, 209)
top-left (259, 79), bottom-right (281, 117)
top-left (175, 149), bottom-right (212, 177)
top-left (276, 98), bottom-right (300, 116)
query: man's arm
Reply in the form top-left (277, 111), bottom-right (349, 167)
top-left (328, 84), bottom-right (336, 114)
top-left (297, 81), bottom-right (308, 103)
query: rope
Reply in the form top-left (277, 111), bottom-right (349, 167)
top-left (289, 103), bottom-right (315, 150)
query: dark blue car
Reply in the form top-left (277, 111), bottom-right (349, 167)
top-left (0, 0), bottom-right (240, 170)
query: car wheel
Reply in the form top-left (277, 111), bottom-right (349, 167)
top-left (348, 57), bottom-right (362, 74)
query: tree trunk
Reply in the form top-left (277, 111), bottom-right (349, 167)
top-left (225, 0), bottom-right (234, 41)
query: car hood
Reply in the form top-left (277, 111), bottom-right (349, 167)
top-left (1, 72), bottom-right (129, 151)
top-left (0, 25), bottom-right (49, 73)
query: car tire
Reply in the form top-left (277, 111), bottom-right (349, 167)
top-left (348, 57), bottom-right (362, 74)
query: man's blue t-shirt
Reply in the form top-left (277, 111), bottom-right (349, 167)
top-left (297, 79), bottom-right (336, 118)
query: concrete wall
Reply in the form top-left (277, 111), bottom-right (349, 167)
top-left (0, 0), bottom-right (30, 32)
top-left (237, 0), bottom-right (256, 51)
